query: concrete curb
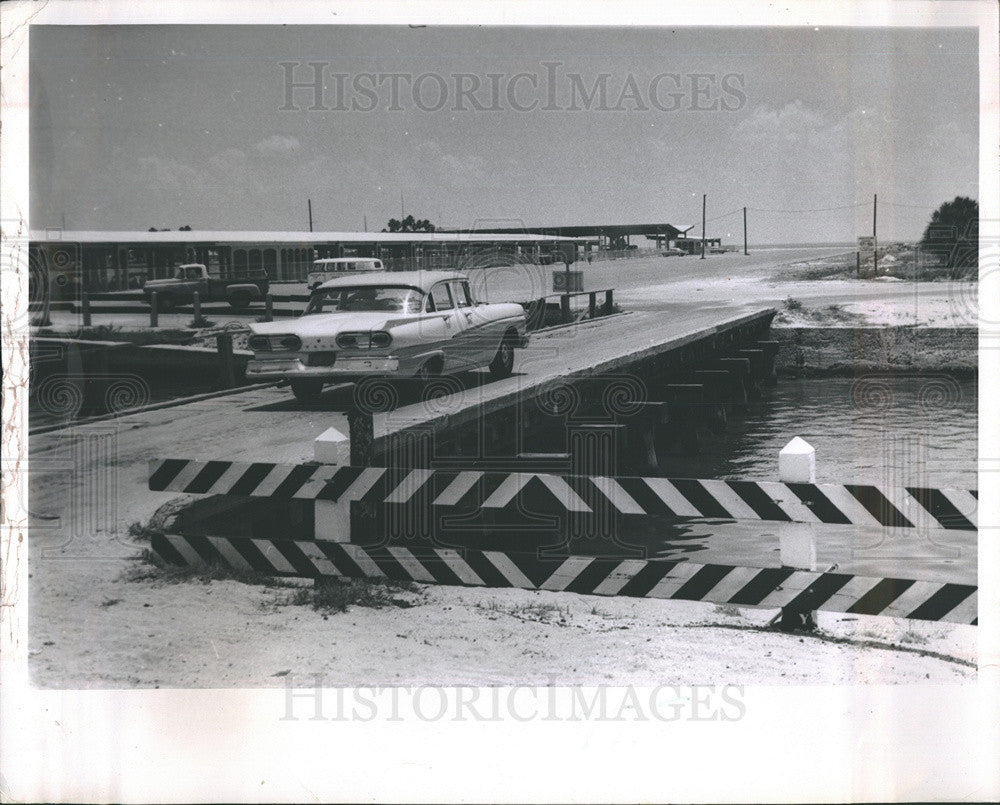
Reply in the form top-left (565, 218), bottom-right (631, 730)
top-left (29, 382), bottom-right (278, 436)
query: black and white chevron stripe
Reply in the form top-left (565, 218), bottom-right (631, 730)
top-left (148, 459), bottom-right (978, 531)
top-left (150, 533), bottom-right (978, 625)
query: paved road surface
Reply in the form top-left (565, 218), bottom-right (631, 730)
top-left (29, 307), bottom-right (766, 547)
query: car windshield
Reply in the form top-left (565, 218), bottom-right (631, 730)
top-left (304, 285), bottom-right (424, 315)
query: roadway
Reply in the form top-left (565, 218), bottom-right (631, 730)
top-left (28, 306), bottom-right (769, 552)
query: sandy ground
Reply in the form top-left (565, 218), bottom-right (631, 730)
top-left (26, 246), bottom-right (981, 688)
top-left (29, 533), bottom-right (975, 689)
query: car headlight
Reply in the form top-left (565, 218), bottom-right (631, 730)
top-left (370, 331), bottom-right (392, 349)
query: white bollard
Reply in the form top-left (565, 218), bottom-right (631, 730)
top-left (313, 426), bottom-right (352, 542)
top-left (779, 437), bottom-right (817, 571)
top-left (314, 425), bottom-right (351, 465)
top-left (779, 436), bottom-right (815, 483)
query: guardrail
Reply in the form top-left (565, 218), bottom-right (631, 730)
top-left (146, 456), bottom-right (978, 625)
top-left (524, 289), bottom-right (615, 329)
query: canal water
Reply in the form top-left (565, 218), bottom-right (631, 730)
top-left (659, 375), bottom-right (977, 488)
top-left (642, 374), bottom-right (977, 584)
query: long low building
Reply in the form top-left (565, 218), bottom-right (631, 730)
top-left (443, 222), bottom-right (696, 250)
top-left (28, 229), bottom-right (595, 291)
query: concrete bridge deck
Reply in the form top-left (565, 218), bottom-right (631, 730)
top-left (28, 307), bottom-right (774, 535)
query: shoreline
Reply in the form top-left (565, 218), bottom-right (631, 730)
top-left (773, 326), bottom-right (977, 376)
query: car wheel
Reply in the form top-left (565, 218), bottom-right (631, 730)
top-left (415, 359), bottom-right (440, 382)
top-left (229, 292), bottom-right (251, 311)
top-left (290, 379), bottom-right (324, 403)
top-left (488, 331), bottom-right (516, 380)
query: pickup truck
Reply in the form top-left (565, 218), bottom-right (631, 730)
top-left (142, 264), bottom-right (269, 311)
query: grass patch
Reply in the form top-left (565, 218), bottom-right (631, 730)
top-left (712, 603), bottom-right (743, 618)
top-left (477, 599), bottom-right (570, 623)
top-left (127, 521), bottom-right (162, 542)
top-left (899, 630), bottom-right (930, 646)
top-left (784, 297), bottom-right (803, 311)
top-left (292, 578), bottom-right (421, 613)
top-left (188, 316), bottom-right (215, 329)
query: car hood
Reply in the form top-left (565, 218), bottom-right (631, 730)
top-left (143, 278), bottom-right (190, 288)
top-left (248, 311), bottom-right (413, 337)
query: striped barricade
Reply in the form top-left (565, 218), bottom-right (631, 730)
top-left (149, 533), bottom-right (978, 625)
top-left (148, 458), bottom-right (978, 532)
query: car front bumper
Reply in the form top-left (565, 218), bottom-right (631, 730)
top-left (247, 355), bottom-right (401, 380)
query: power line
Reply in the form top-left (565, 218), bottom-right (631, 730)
top-left (704, 208), bottom-right (743, 225)
top-left (746, 202), bottom-right (867, 214)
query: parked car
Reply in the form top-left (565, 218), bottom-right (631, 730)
top-left (246, 270), bottom-right (529, 402)
top-left (142, 263), bottom-right (269, 311)
top-left (661, 247), bottom-right (686, 257)
top-left (307, 257), bottom-right (384, 289)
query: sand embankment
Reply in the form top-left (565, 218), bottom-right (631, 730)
top-left (773, 327), bottom-right (977, 376)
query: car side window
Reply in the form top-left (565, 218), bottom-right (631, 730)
top-left (428, 283), bottom-right (454, 312)
top-left (452, 282), bottom-right (472, 307)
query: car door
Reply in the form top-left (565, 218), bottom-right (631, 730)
top-left (450, 279), bottom-right (496, 366)
top-left (425, 281), bottom-right (474, 370)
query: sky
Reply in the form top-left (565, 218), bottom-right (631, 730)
top-left (29, 25), bottom-right (979, 244)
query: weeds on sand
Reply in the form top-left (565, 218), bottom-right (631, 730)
top-left (290, 578), bottom-right (420, 613)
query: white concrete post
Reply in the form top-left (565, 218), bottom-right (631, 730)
top-left (778, 437), bottom-right (817, 570)
top-left (779, 436), bottom-right (815, 483)
top-left (313, 426), bottom-right (352, 542)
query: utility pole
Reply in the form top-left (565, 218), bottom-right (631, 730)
top-left (743, 206), bottom-right (748, 255)
top-left (400, 192), bottom-right (405, 219)
top-left (700, 194), bottom-right (707, 259)
top-left (363, 215), bottom-right (367, 232)
top-left (308, 199), bottom-right (313, 232)
top-left (872, 193), bottom-right (878, 275)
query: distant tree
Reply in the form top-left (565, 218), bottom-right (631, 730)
top-left (920, 196), bottom-right (978, 277)
top-left (179, 225), bottom-right (192, 231)
top-left (382, 215), bottom-right (435, 233)
top-left (148, 227), bottom-right (158, 232)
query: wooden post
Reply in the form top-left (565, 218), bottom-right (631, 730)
top-left (777, 437), bottom-right (818, 631)
top-left (743, 207), bottom-right (748, 255)
top-left (81, 290), bottom-right (92, 327)
top-left (192, 290), bottom-right (201, 323)
top-left (347, 406), bottom-right (375, 466)
top-left (701, 193), bottom-right (707, 259)
top-left (588, 291), bottom-right (596, 319)
top-left (561, 293), bottom-right (571, 323)
top-left (216, 332), bottom-right (235, 388)
top-left (265, 293), bottom-right (273, 322)
top-left (605, 289), bottom-right (613, 313)
top-left (150, 291), bottom-right (158, 328)
top-left (872, 193), bottom-right (878, 276)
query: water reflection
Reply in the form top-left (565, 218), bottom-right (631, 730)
top-left (657, 374), bottom-right (977, 488)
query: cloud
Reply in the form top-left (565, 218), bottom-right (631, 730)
top-left (136, 155), bottom-right (205, 193)
top-left (254, 135), bottom-right (301, 157)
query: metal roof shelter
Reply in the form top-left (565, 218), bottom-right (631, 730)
top-left (29, 230), bottom-right (592, 245)
top-left (442, 223), bottom-right (692, 240)
top-left (28, 229), bottom-right (595, 290)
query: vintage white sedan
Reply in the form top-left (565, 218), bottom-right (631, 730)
top-left (246, 271), bottom-right (529, 402)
